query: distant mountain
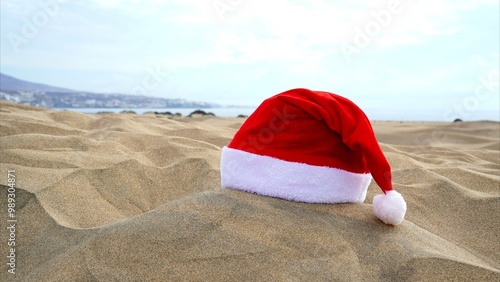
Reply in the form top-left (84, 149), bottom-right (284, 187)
top-left (0, 73), bottom-right (76, 93)
top-left (0, 72), bottom-right (220, 109)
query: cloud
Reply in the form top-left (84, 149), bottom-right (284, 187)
top-left (0, 0), bottom-right (498, 108)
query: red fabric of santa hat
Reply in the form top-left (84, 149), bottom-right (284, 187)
top-left (220, 88), bottom-right (407, 225)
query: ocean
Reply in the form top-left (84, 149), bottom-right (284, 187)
top-left (56, 107), bottom-right (499, 122)
top-left (56, 107), bottom-right (256, 117)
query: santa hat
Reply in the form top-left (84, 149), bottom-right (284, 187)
top-left (220, 88), bottom-right (407, 225)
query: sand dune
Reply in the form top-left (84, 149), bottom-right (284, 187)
top-left (1, 101), bottom-right (498, 281)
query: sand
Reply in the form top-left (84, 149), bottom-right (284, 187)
top-left (0, 100), bottom-right (499, 281)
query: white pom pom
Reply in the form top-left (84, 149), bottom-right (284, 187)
top-left (373, 190), bottom-right (407, 225)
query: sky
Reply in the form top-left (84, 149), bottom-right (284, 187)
top-left (0, 0), bottom-right (499, 120)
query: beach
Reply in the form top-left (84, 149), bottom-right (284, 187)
top-left (0, 100), bottom-right (499, 281)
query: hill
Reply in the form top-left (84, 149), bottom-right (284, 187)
top-left (0, 73), bottom-right (218, 109)
top-left (0, 73), bottom-right (75, 93)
